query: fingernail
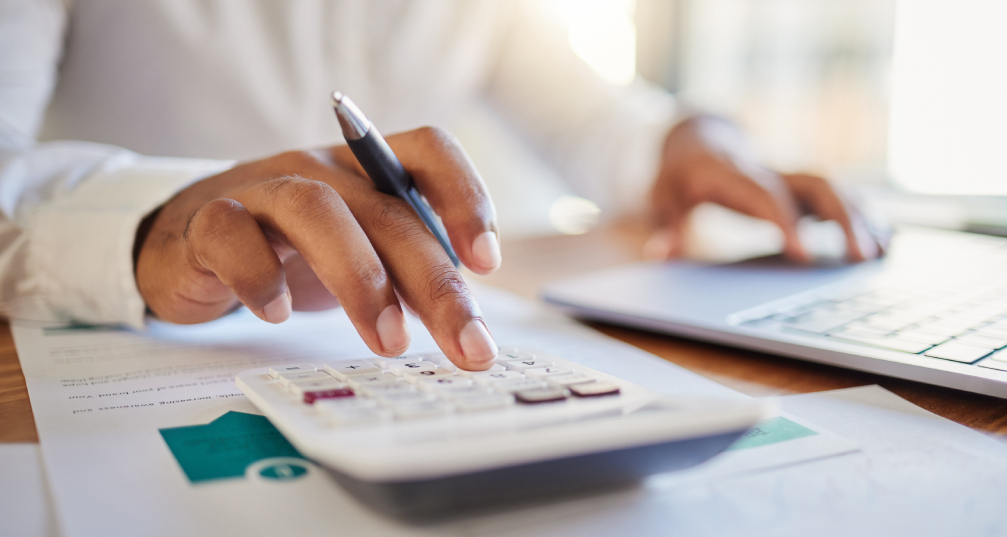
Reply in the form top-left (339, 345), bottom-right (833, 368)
top-left (643, 230), bottom-right (674, 260)
top-left (459, 319), bottom-right (498, 365)
top-left (263, 291), bottom-right (292, 324)
top-left (376, 305), bottom-right (410, 353)
top-left (471, 231), bottom-right (502, 272)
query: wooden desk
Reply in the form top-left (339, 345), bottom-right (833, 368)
top-left (0, 322), bottom-right (35, 443)
top-left (4, 224), bottom-right (1007, 443)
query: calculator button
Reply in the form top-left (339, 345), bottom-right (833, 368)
top-left (391, 401), bottom-right (452, 420)
top-left (432, 360), bottom-right (458, 372)
top-left (432, 385), bottom-right (494, 399)
top-left (315, 397), bottom-right (376, 411)
top-left (289, 379), bottom-right (345, 398)
top-left (402, 369), bottom-right (455, 382)
top-left (497, 347), bottom-right (535, 361)
top-left (569, 382), bottom-right (621, 398)
top-left (324, 361), bottom-right (382, 380)
top-left (524, 366), bottom-right (573, 378)
top-left (376, 391), bottom-right (436, 405)
top-left (358, 382), bottom-right (415, 397)
top-left (317, 401), bottom-right (390, 426)
top-left (546, 373), bottom-right (596, 387)
top-left (454, 394), bottom-right (515, 412)
top-left (471, 370), bottom-right (524, 385)
top-left (303, 388), bottom-right (355, 404)
top-left (415, 376), bottom-right (473, 391)
top-left (388, 361), bottom-right (438, 376)
top-left (371, 355), bottom-right (423, 369)
top-left (328, 407), bottom-right (392, 426)
top-left (269, 364), bottom-right (316, 378)
top-left (456, 363), bottom-right (507, 377)
top-left (503, 359), bottom-right (554, 372)
top-left (346, 372), bottom-right (400, 388)
top-left (419, 353), bottom-right (457, 371)
top-left (276, 371), bottom-right (330, 386)
top-left (515, 387), bottom-right (568, 404)
top-left (493, 379), bottom-right (548, 393)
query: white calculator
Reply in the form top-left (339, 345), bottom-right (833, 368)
top-left (236, 347), bottom-right (769, 518)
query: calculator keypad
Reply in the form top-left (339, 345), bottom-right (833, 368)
top-left (303, 388), bottom-right (355, 404)
top-left (569, 381), bottom-right (621, 398)
top-left (514, 386), bottom-right (569, 404)
top-left (502, 359), bottom-right (554, 372)
top-left (388, 361), bottom-right (437, 376)
top-left (324, 361), bottom-right (381, 379)
top-left (289, 378), bottom-right (345, 398)
top-left (471, 370), bottom-right (523, 384)
top-left (276, 371), bottom-right (329, 385)
top-left (269, 364), bottom-right (317, 378)
top-left (271, 349), bottom-right (622, 426)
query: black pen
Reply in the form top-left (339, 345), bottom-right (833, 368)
top-left (331, 91), bottom-right (460, 267)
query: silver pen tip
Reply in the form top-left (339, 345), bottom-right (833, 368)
top-left (330, 91), bottom-right (371, 140)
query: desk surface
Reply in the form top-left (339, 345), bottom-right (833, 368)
top-left (3, 223), bottom-right (1007, 443)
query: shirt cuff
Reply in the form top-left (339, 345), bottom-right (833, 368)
top-left (21, 151), bottom-right (235, 329)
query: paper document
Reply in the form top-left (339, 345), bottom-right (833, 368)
top-left (15, 284), bottom-right (855, 537)
top-left (0, 443), bottom-right (58, 537)
top-left (464, 385), bottom-right (1007, 537)
top-left (652, 411), bottom-right (857, 489)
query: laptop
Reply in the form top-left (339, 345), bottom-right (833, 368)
top-left (543, 3), bottom-right (1007, 398)
top-left (542, 226), bottom-right (1007, 398)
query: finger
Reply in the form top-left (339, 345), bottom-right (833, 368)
top-left (331, 172), bottom-right (498, 371)
top-left (782, 174), bottom-right (881, 262)
top-left (645, 168), bottom-right (692, 260)
top-left (705, 163), bottom-right (810, 262)
top-left (283, 254), bottom-right (340, 311)
top-left (333, 127), bottom-right (501, 275)
top-left (182, 198), bottom-right (292, 323)
top-left (237, 173), bottom-right (410, 357)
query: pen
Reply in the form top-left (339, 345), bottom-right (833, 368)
top-left (331, 91), bottom-right (460, 267)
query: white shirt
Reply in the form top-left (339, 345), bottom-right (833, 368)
top-left (0, 0), bottom-right (677, 328)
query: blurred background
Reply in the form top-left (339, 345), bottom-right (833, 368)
top-left (458, 0), bottom-right (1007, 255)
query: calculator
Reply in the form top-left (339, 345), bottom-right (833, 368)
top-left (236, 347), bottom-right (769, 518)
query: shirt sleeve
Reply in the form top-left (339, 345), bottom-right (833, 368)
top-left (0, 0), bottom-right (234, 328)
top-left (483, 0), bottom-right (680, 216)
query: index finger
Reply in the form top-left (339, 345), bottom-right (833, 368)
top-left (332, 127), bottom-right (501, 275)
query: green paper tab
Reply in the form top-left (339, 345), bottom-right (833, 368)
top-left (727, 416), bottom-right (817, 451)
top-left (160, 411), bottom-right (304, 483)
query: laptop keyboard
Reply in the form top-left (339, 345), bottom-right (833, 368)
top-left (730, 277), bottom-right (1007, 371)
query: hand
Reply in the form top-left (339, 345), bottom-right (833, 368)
top-left (134, 127), bottom-right (502, 370)
top-left (647, 116), bottom-right (888, 262)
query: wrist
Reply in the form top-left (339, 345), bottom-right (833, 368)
top-left (132, 205), bottom-right (164, 275)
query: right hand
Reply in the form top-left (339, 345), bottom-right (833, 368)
top-left (647, 116), bottom-right (889, 263)
top-left (134, 127), bottom-right (502, 370)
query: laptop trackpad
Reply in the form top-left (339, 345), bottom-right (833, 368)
top-left (542, 255), bottom-right (882, 326)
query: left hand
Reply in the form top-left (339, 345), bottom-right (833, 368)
top-left (647, 115), bottom-right (888, 262)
